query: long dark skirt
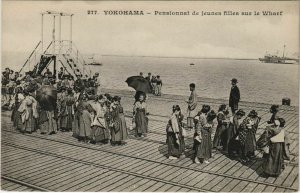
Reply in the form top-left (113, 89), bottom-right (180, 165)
top-left (195, 129), bottom-right (212, 160)
top-left (78, 110), bottom-right (92, 138)
top-left (12, 103), bottom-right (22, 130)
top-left (91, 125), bottom-right (110, 142)
top-left (60, 106), bottom-right (73, 130)
top-left (166, 132), bottom-right (184, 158)
top-left (72, 112), bottom-right (80, 138)
top-left (14, 113), bottom-right (23, 131)
top-left (111, 114), bottom-right (128, 142)
top-left (263, 142), bottom-right (284, 177)
top-left (179, 127), bottom-right (185, 152)
top-left (135, 109), bottom-right (148, 136)
top-left (213, 124), bottom-right (227, 149)
top-left (40, 111), bottom-right (57, 134)
top-left (119, 114), bottom-right (128, 140)
top-left (225, 124), bottom-right (237, 153)
top-left (242, 132), bottom-right (256, 157)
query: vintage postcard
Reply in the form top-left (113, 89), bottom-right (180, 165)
top-left (1, 0), bottom-right (299, 192)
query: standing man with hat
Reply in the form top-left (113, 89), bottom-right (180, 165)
top-left (229, 78), bottom-right (240, 115)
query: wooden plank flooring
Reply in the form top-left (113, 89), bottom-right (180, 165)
top-left (1, 91), bottom-right (299, 192)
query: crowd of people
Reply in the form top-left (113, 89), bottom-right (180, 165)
top-left (165, 81), bottom-right (290, 177)
top-left (2, 67), bottom-right (150, 147)
top-left (1, 66), bottom-right (290, 177)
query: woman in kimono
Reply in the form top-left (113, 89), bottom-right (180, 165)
top-left (76, 93), bottom-right (93, 142)
top-left (39, 80), bottom-right (57, 135)
top-left (110, 96), bottom-right (128, 146)
top-left (117, 96), bottom-right (129, 144)
top-left (213, 104), bottom-right (230, 150)
top-left (133, 93), bottom-right (148, 137)
top-left (193, 105), bottom-right (211, 164)
top-left (263, 118), bottom-right (289, 177)
top-left (176, 105), bottom-right (185, 151)
top-left (56, 86), bottom-right (66, 131)
top-left (60, 88), bottom-right (75, 132)
top-left (199, 110), bottom-right (217, 164)
top-left (11, 85), bottom-right (24, 130)
top-left (104, 94), bottom-right (112, 141)
top-left (18, 88), bottom-right (38, 134)
top-left (238, 110), bottom-right (261, 162)
top-left (90, 95), bottom-right (110, 144)
top-left (72, 93), bottom-right (81, 139)
top-left (166, 105), bottom-right (185, 160)
top-left (225, 109), bottom-right (245, 157)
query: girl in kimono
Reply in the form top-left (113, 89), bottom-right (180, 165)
top-left (18, 88), bottom-right (38, 134)
top-left (213, 104), bottom-right (230, 150)
top-left (90, 95), bottom-right (110, 144)
top-left (76, 93), bottom-right (93, 142)
top-left (194, 105), bottom-right (211, 164)
top-left (117, 96), bottom-right (129, 144)
top-left (57, 87), bottom-right (66, 131)
top-left (238, 110), bottom-right (261, 162)
top-left (104, 94), bottom-right (112, 141)
top-left (176, 105), bottom-right (185, 151)
top-left (11, 86), bottom-right (24, 130)
top-left (263, 118), bottom-right (289, 177)
top-left (39, 80), bottom-right (57, 135)
top-left (133, 93), bottom-right (148, 137)
top-left (166, 105), bottom-right (185, 160)
top-left (60, 88), bottom-right (75, 132)
top-left (110, 96), bottom-right (128, 146)
top-left (199, 110), bottom-right (217, 163)
top-left (39, 109), bottom-right (57, 135)
top-left (225, 109), bottom-right (245, 157)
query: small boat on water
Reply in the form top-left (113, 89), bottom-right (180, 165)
top-left (87, 54), bottom-right (103, 66)
top-left (87, 61), bottom-right (102, 66)
top-left (190, 63), bottom-right (195, 66)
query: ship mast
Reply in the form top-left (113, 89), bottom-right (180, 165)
top-left (283, 45), bottom-right (286, 58)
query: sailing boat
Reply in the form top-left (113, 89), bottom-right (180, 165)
top-left (87, 54), bottom-right (103, 66)
top-left (259, 45), bottom-right (299, 64)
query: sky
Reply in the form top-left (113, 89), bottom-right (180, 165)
top-left (2, 1), bottom-right (299, 64)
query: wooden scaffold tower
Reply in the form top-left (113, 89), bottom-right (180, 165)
top-left (19, 11), bottom-right (91, 79)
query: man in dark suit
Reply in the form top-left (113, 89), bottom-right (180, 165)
top-left (229, 78), bottom-right (240, 115)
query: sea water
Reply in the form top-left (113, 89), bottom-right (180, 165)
top-left (90, 56), bottom-right (299, 106)
top-left (2, 54), bottom-right (299, 106)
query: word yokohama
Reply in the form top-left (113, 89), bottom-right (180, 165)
top-left (103, 10), bottom-right (144, 15)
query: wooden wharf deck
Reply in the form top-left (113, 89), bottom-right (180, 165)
top-left (1, 89), bottom-right (299, 192)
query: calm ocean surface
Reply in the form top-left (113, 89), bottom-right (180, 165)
top-left (90, 56), bottom-right (299, 106)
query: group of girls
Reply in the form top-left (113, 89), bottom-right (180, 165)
top-left (166, 103), bottom-right (290, 177)
top-left (60, 91), bottom-right (130, 146)
top-left (11, 82), bottom-right (150, 147)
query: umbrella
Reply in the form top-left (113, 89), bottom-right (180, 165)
top-left (36, 85), bottom-right (57, 111)
top-left (125, 76), bottom-right (152, 93)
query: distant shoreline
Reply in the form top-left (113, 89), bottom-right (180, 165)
top-left (100, 54), bottom-right (258, 60)
top-left (99, 54), bottom-right (299, 65)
